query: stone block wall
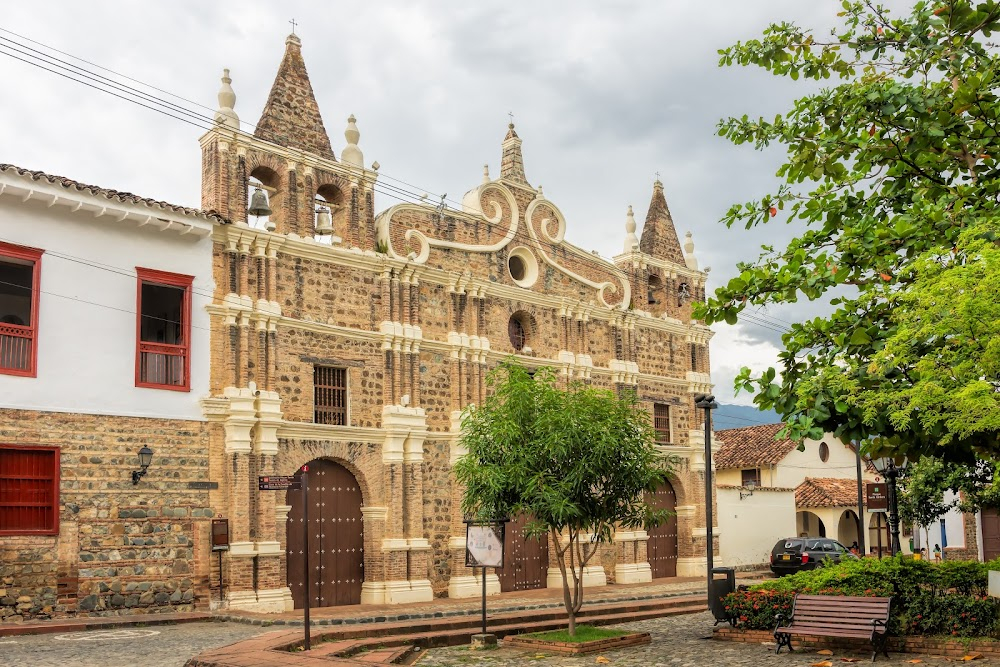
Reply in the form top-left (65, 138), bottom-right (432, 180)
top-left (0, 409), bottom-right (215, 621)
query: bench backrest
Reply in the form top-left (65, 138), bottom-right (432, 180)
top-left (792, 594), bottom-right (892, 625)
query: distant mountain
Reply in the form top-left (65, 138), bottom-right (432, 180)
top-left (712, 403), bottom-right (781, 431)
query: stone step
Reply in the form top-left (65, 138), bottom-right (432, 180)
top-left (302, 601), bottom-right (707, 661)
top-left (299, 593), bottom-right (705, 641)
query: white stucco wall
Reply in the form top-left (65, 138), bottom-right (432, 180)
top-left (719, 487), bottom-right (796, 567)
top-left (0, 179), bottom-right (214, 421)
top-left (912, 490), bottom-right (966, 552)
top-left (773, 436), bottom-right (874, 489)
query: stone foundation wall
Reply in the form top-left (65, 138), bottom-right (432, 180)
top-left (0, 409), bottom-right (215, 622)
top-left (714, 625), bottom-right (1000, 659)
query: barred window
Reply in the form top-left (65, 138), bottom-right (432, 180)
top-left (653, 403), bottom-right (672, 445)
top-left (314, 366), bottom-right (348, 425)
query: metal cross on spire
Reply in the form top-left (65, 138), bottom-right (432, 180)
top-left (289, 18), bottom-right (298, 35)
top-left (655, 170), bottom-right (661, 181)
top-left (508, 111), bottom-right (514, 125)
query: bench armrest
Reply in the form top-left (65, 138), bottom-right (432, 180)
top-left (773, 613), bottom-right (786, 632)
top-left (871, 619), bottom-right (887, 634)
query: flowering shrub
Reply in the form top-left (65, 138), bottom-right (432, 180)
top-left (722, 588), bottom-right (794, 630)
top-left (901, 592), bottom-right (1000, 638)
top-left (725, 557), bottom-right (1000, 637)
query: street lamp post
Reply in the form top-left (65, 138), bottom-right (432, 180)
top-left (871, 457), bottom-right (908, 556)
top-left (694, 393), bottom-right (718, 608)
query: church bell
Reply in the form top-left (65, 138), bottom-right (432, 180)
top-left (315, 206), bottom-right (333, 235)
top-left (248, 187), bottom-right (273, 218)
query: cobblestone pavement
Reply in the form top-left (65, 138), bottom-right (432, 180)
top-left (0, 621), bottom-right (266, 667)
top-left (416, 612), bottom-right (974, 666)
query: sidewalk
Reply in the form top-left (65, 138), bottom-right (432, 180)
top-left (0, 570), bottom-right (767, 638)
top-left (216, 574), bottom-right (755, 627)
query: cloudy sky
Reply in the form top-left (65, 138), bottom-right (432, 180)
top-left (0, 0), bottom-right (905, 409)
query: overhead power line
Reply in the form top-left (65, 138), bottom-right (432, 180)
top-left (0, 25), bottom-right (801, 338)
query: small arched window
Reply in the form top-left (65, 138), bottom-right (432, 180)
top-left (647, 274), bottom-right (661, 305)
top-left (508, 312), bottom-right (530, 352)
top-left (248, 166), bottom-right (281, 231)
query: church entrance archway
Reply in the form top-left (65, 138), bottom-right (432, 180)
top-left (646, 480), bottom-right (678, 578)
top-left (498, 515), bottom-right (548, 592)
top-left (286, 459), bottom-right (364, 608)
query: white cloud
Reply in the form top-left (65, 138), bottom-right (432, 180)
top-left (710, 322), bottom-right (783, 405)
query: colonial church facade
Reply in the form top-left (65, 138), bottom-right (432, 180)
top-left (0, 32), bottom-right (715, 620)
top-left (198, 33), bottom-right (716, 612)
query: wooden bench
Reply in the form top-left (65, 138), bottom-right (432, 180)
top-left (774, 594), bottom-right (892, 661)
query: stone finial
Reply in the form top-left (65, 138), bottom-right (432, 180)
top-left (482, 164), bottom-right (490, 184)
top-left (683, 231), bottom-right (699, 270)
top-left (214, 68), bottom-right (240, 130)
top-left (342, 114), bottom-right (364, 168)
top-left (500, 122), bottom-right (530, 186)
top-left (624, 205), bottom-right (639, 253)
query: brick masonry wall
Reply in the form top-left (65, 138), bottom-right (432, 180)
top-left (714, 626), bottom-right (1000, 659)
top-left (0, 409), bottom-right (216, 621)
top-left (199, 118), bottom-right (715, 603)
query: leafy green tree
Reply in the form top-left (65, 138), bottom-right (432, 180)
top-left (699, 0), bottom-right (1000, 461)
top-left (897, 456), bottom-right (1000, 554)
top-left (453, 361), bottom-right (671, 636)
top-left (896, 457), bottom-right (955, 553)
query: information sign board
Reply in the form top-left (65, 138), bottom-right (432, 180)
top-left (465, 524), bottom-right (505, 568)
top-left (866, 482), bottom-right (889, 512)
top-left (258, 475), bottom-right (300, 491)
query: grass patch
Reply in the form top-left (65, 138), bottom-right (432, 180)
top-left (523, 625), bottom-right (629, 643)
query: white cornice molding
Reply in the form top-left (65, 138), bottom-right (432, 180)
top-left (0, 171), bottom-right (216, 237)
top-left (612, 249), bottom-right (709, 286)
top-left (277, 420), bottom-right (384, 443)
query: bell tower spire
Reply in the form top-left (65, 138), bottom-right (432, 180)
top-left (639, 178), bottom-right (685, 264)
top-left (499, 121), bottom-right (530, 186)
top-left (254, 33), bottom-right (335, 160)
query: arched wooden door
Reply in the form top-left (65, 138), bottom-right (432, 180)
top-left (646, 481), bottom-right (678, 578)
top-left (286, 459), bottom-right (364, 608)
top-left (498, 515), bottom-right (549, 592)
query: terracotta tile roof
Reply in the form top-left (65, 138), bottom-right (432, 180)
top-left (795, 477), bottom-right (864, 508)
top-left (0, 163), bottom-right (228, 223)
top-left (714, 423), bottom-right (796, 469)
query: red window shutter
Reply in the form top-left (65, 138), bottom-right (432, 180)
top-left (0, 241), bottom-right (44, 378)
top-left (0, 445), bottom-right (59, 535)
top-left (135, 267), bottom-right (193, 391)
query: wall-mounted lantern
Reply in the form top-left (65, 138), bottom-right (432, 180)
top-left (131, 446), bottom-right (154, 485)
top-left (740, 478), bottom-right (756, 501)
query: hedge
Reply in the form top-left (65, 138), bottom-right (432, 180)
top-left (723, 557), bottom-right (1000, 638)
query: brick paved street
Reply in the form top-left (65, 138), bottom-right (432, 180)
top-left (0, 622), bottom-right (266, 667)
top-left (416, 612), bottom-right (973, 666)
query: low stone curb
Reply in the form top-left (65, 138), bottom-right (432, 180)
top-left (0, 611), bottom-right (215, 637)
top-left (505, 631), bottom-right (651, 654)
top-left (714, 625), bottom-right (1000, 659)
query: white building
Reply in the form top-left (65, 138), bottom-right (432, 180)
top-left (0, 163), bottom-right (220, 621)
top-left (713, 423), bottom-right (913, 568)
top-left (0, 164), bottom-right (216, 418)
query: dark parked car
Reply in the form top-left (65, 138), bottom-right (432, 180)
top-left (769, 537), bottom-right (858, 575)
